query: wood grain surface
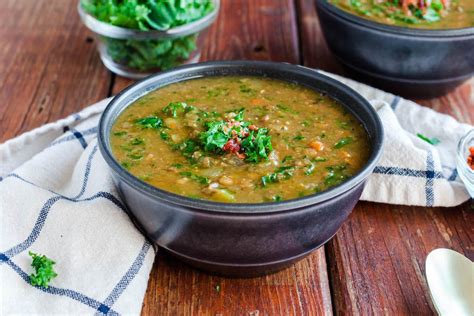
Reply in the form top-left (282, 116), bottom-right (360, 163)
top-left (0, 0), bottom-right (111, 142)
top-left (0, 0), bottom-right (472, 315)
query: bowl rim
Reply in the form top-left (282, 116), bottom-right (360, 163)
top-left (98, 60), bottom-right (384, 214)
top-left (316, 0), bottom-right (474, 37)
top-left (77, 0), bottom-right (220, 40)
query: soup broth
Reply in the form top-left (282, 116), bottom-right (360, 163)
top-left (330, 0), bottom-right (474, 29)
top-left (111, 77), bottom-right (370, 203)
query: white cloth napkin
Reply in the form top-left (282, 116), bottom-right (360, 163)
top-left (0, 72), bottom-right (471, 315)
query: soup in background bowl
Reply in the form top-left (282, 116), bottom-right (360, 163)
top-left (316, 0), bottom-right (474, 98)
top-left (330, 0), bottom-right (474, 29)
top-left (98, 61), bottom-right (383, 276)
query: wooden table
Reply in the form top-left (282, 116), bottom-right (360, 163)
top-left (1, 0), bottom-right (472, 314)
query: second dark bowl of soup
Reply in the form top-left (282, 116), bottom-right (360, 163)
top-left (316, 0), bottom-right (474, 98)
top-left (98, 61), bottom-right (383, 277)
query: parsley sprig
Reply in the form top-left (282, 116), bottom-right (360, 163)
top-left (29, 251), bottom-right (58, 288)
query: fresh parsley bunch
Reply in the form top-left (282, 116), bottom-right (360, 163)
top-left (81, 0), bottom-right (214, 71)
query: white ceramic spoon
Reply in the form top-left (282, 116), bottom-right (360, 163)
top-left (426, 248), bottom-right (474, 316)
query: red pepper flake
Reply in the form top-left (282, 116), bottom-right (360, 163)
top-left (222, 139), bottom-right (241, 153)
top-left (248, 125), bottom-right (259, 131)
top-left (235, 152), bottom-right (246, 159)
top-left (468, 146), bottom-right (474, 170)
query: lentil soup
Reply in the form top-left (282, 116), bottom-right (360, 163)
top-left (330, 0), bottom-right (474, 29)
top-left (110, 77), bottom-right (370, 203)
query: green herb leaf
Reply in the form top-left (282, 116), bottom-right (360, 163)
top-left (180, 171), bottom-right (210, 184)
top-left (261, 166), bottom-right (295, 186)
top-left (334, 137), bottom-right (353, 149)
top-left (136, 116), bottom-right (163, 129)
top-left (305, 163), bottom-right (315, 175)
top-left (113, 131), bottom-right (127, 137)
top-left (241, 128), bottom-right (273, 163)
top-left (239, 84), bottom-right (253, 94)
top-left (199, 121), bottom-right (230, 153)
top-left (160, 131), bottom-right (170, 140)
top-left (272, 195), bottom-right (283, 202)
top-left (81, 0), bottom-right (214, 71)
top-left (417, 133), bottom-right (440, 145)
top-left (276, 103), bottom-right (298, 114)
top-left (130, 137), bottom-right (145, 145)
top-left (81, 0), bottom-right (214, 30)
top-left (127, 152), bottom-right (144, 160)
top-left (174, 139), bottom-right (200, 159)
top-left (29, 251), bottom-right (58, 288)
top-left (234, 108), bottom-right (245, 121)
top-left (162, 102), bottom-right (190, 117)
top-left (325, 164), bottom-right (351, 186)
top-left (312, 157), bottom-right (327, 162)
top-left (423, 7), bottom-right (441, 22)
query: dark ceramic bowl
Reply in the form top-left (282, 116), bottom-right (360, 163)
top-left (98, 61), bottom-right (384, 277)
top-left (316, 0), bottom-right (474, 98)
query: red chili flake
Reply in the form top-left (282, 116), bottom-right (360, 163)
top-left (248, 125), bottom-right (258, 131)
top-left (222, 139), bottom-right (241, 153)
top-left (235, 152), bottom-right (246, 159)
top-left (468, 146), bottom-right (474, 170)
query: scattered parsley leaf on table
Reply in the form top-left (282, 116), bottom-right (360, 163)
top-left (417, 133), bottom-right (440, 145)
top-left (29, 251), bottom-right (58, 288)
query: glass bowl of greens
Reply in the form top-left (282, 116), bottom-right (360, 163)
top-left (78, 0), bottom-right (219, 79)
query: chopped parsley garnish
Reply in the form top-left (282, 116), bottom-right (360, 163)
top-left (162, 102), bottom-right (192, 117)
top-left (113, 131), bottom-right (127, 137)
top-left (417, 133), bottom-right (440, 145)
top-left (334, 137), bottom-right (353, 149)
top-left (200, 121), bottom-right (231, 153)
top-left (136, 116), bottom-right (163, 129)
top-left (127, 151), bottom-right (144, 160)
top-left (272, 195), bottom-right (283, 202)
top-left (282, 155), bottom-right (293, 164)
top-left (325, 164), bottom-right (351, 186)
top-left (121, 161), bottom-right (133, 169)
top-left (305, 163), bottom-right (315, 175)
top-left (29, 251), bottom-right (58, 288)
top-left (261, 166), bottom-right (295, 186)
top-left (276, 103), bottom-right (298, 114)
top-left (130, 137), bottom-right (145, 145)
top-left (160, 131), bottom-right (170, 140)
top-left (239, 84), bottom-right (253, 94)
top-left (179, 171), bottom-right (210, 184)
top-left (199, 109), bottom-right (273, 163)
top-left (293, 134), bottom-right (305, 141)
top-left (173, 139), bottom-right (200, 160)
top-left (240, 128), bottom-right (273, 163)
